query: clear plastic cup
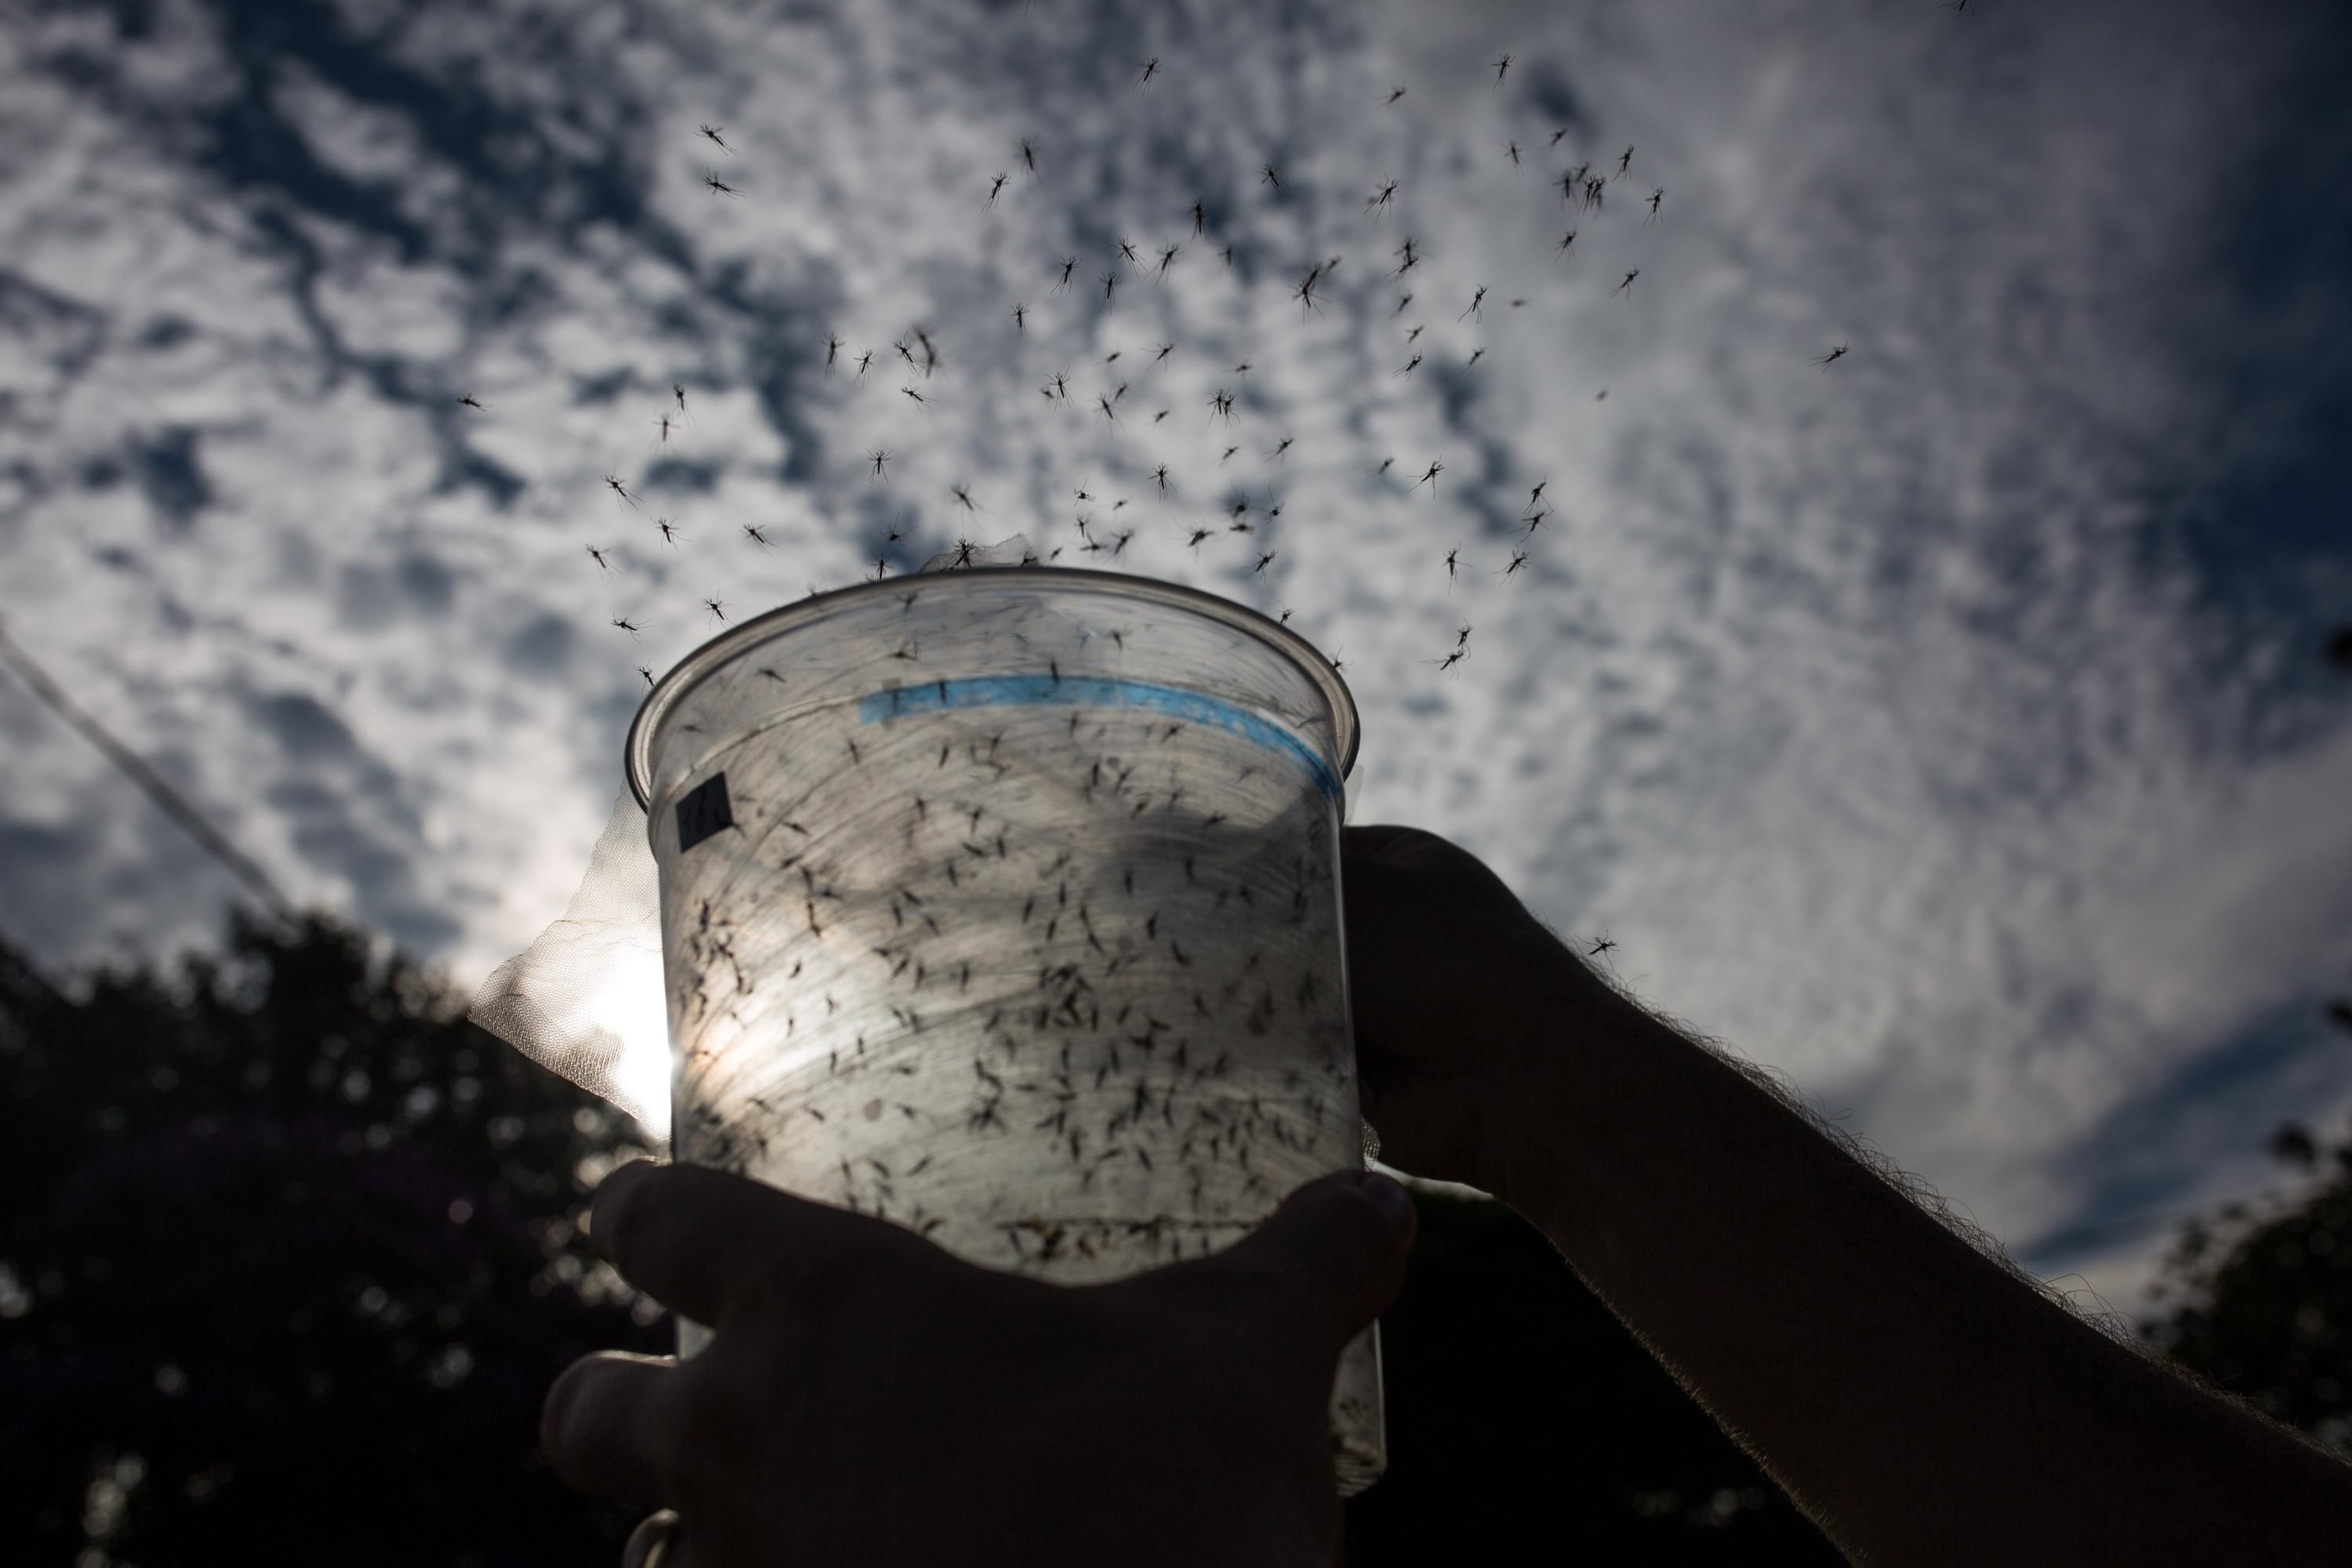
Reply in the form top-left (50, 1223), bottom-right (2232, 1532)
top-left (626, 565), bottom-right (1383, 1492)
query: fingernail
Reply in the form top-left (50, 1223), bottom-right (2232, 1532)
top-left (1357, 1172), bottom-right (1414, 1244)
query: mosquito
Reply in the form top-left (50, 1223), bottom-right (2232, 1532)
top-left (1393, 234), bottom-right (1420, 277)
top-left (1466, 347), bottom-right (1485, 368)
top-left (1502, 549), bottom-right (1530, 576)
top-left (703, 170), bottom-right (742, 198)
top-left (1556, 229), bottom-right (1577, 259)
top-left (613, 617), bottom-right (642, 638)
top-left (456, 394), bottom-right (487, 411)
top-left (1444, 546), bottom-right (1460, 580)
top-left (1584, 176), bottom-right (1606, 212)
top-left (1152, 463), bottom-right (1171, 491)
top-left (1432, 649), bottom-right (1466, 673)
top-left (1530, 478), bottom-right (1549, 506)
top-left (902, 385), bottom-right (927, 405)
top-left (1261, 163), bottom-right (1280, 189)
top-left (1384, 85), bottom-right (1406, 105)
top-left (1367, 178), bottom-right (1399, 214)
top-left (586, 545), bottom-right (611, 570)
top-left (1377, 456), bottom-right (1396, 476)
top-left (1221, 444), bottom-right (1240, 462)
top-left (1254, 550), bottom-right (1277, 575)
top-left (1461, 285), bottom-right (1487, 321)
top-left (1153, 408), bottom-right (1169, 423)
top-left (1493, 53), bottom-right (1512, 84)
top-left (638, 666), bottom-right (655, 688)
top-left (1412, 317), bottom-right (1431, 336)
top-left (1417, 459), bottom-right (1443, 492)
top-left (1266, 436), bottom-right (1294, 462)
top-left (1817, 344), bottom-right (1849, 367)
top-left (871, 449), bottom-right (893, 478)
top-left (1506, 140), bottom-right (1523, 167)
top-left (1646, 187), bottom-right (1664, 223)
top-left (704, 598), bottom-right (727, 622)
top-left (1190, 198), bottom-right (1207, 237)
top-left (1098, 394), bottom-right (1117, 423)
top-left (1013, 303), bottom-right (1027, 333)
top-left (1021, 136), bottom-right (1038, 176)
top-left (1156, 243), bottom-right (1180, 278)
top-left (1394, 293), bottom-right (1413, 318)
top-left (856, 350), bottom-right (873, 376)
top-left (1292, 267), bottom-right (1323, 316)
top-left (1220, 244), bottom-right (1236, 268)
top-left (1522, 509), bottom-right (1549, 537)
top-left (915, 327), bottom-right (940, 375)
top-left (1112, 528), bottom-right (1134, 557)
top-left (951, 483), bottom-right (977, 512)
top-left (1138, 57), bottom-right (1160, 87)
top-left (1056, 256), bottom-right (1078, 291)
top-left (1616, 269), bottom-right (1639, 296)
top-left (1558, 169), bottom-right (1579, 206)
top-left (1052, 370), bottom-right (1070, 401)
top-left (1187, 527), bottom-right (1214, 550)
top-left (1549, 127), bottom-right (1569, 148)
top-left (1117, 237), bottom-right (1141, 267)
top-left (1102, 271), bottom-right (1119, 305)
top-left (1232, 361), bottom-right (1253, 379)
top-left (1589, 935), bottom-right (1618, 956)
top-left (699, 124), bottom-right (731, 153)
top-left (655, 517), bottom-right (684, 547)
top-left (744, 524), bottom-right (773, 547)
top-left (1154, 341), bottom-right (1174, 362)
top-left (673, 383), bottom-right (688, 415)
top-left (1618, 145), bottom-right (1634, 176)
top-left (1396, 353), bottom-right (1422, 378)
top-left (652, 413), bottom-right (676, 443)
top-left (602, 471), bottom-right (638, 509)
top-left (1210, 388), bottom-right (1234, 421)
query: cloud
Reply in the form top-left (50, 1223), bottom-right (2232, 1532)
top-left (0, 0), bottom-right (2347, 1318)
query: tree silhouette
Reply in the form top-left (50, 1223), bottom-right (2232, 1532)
top-left (2137, 622), bottom-right (2352, 1454)
top-left (0, 907), bottom-right (670, 1563)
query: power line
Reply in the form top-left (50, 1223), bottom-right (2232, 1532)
top-left (0, 617), bottom-right (297, 927)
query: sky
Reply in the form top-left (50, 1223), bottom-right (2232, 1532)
top-left (2, 0), bottom-right (2350, 1317)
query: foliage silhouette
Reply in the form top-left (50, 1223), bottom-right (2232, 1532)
top-left (2140, 626), bottom-right (2352, 1454)
top-left (0, 908), bottom-right (670, 1564)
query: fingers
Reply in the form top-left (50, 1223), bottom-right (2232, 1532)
top-left (1216, 1171), bottom-right (1415, 1354)
top-left (590, 1159), bottom-right (931, 1330)
top-left (1341, 822), bottom-right (1441, 862)
top-left (622, 1510), bottom-right (686, 1568)
top-left (541, 1351), bottom-right (681, 1506)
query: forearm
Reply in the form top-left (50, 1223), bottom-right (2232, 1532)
top-left (1494, 989), bottom-right (2352, 1566)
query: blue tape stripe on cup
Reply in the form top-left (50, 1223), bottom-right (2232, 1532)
top-left (857, 675), bottom-right (1341, 803)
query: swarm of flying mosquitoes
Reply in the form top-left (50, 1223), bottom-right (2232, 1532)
top-left (454, 51), bottom-right (1869, 699)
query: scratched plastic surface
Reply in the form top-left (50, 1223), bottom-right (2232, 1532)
top-left (627, 567), bottom-right (1385, 1494)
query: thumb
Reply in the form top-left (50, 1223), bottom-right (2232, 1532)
top-left (1221, 1171), bottom-right (1417, 1352)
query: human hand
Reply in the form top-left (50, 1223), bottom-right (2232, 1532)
top-left (542, 1159), bottom-right (1417, 1568)
top-left (1342, 823), bottom-right (1613, 1203)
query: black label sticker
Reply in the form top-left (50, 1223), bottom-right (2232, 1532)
top-left (677, 772), bottom-right (734, 852)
